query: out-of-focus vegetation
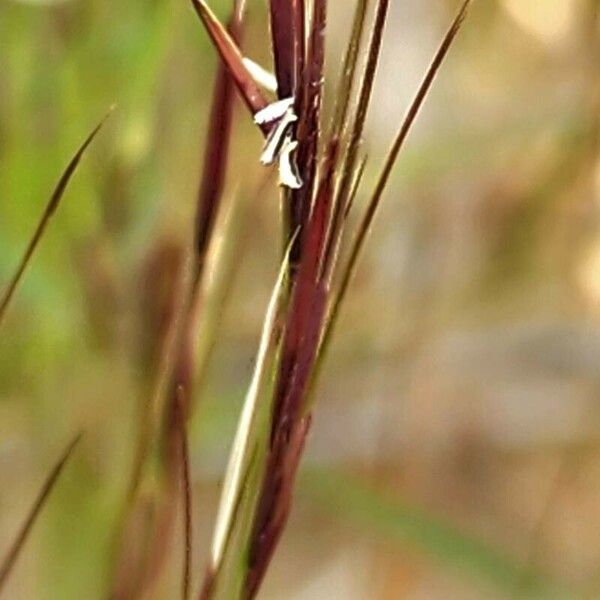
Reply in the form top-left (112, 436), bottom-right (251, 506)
top-left (1, 0), bottom-right (599, 598)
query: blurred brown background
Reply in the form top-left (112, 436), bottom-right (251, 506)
top-left (1, 0), bottom-right (599, 598)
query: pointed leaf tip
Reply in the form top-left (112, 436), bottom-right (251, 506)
top-left (190, 0), bottom-right (270, 126)
top-left (0, 110), bottom-right (112, 329)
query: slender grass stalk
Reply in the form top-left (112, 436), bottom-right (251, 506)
top-left (322, 0), bottom-right (390, 277)
top-left (192, 1), bottom-right (475, 597)
top-left (286, 0), bottom-right (327, 267)
top-left (318, 0), bottom-right (474, 376)
top-left (0, 433), bottom-right (82, 595)
top-left (0, 109), bottom-right (112, 329)
top-left (176, 386), bottom-right (193, 600)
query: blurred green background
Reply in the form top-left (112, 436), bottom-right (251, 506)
top-left (1, 0), bottom-right (599, 598)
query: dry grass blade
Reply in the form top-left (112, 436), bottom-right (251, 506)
top-left (198, 237), bottom-right (296, 598)
top-left (0, 433), bottom-right (83, 594)
top-left (243, 144), bottom-right (339, 600)
top-left (191, 0), bottom-right (270, 126)
top-left (321, 0), bottom-right (473, 363)
top-left (0, 109), bottom-right (112, 329)
top-left (210, 235), bottom-right (295, 572)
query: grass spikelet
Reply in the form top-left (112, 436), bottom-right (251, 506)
top-left (192, 2), bottom-right (476, 597)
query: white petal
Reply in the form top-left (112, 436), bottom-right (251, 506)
top-left (259, 110), bottom-right (297, 165)
top-left (278, 138), bottom-right (303, 189)
top-left (254, 97), bottom-right (295, 125)
top-left (243, 57), bottom-right (278, 93)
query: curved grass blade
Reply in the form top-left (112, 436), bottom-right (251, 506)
top-left (201, 233), bottom-right (297, 599)
top-left (0, 433), bottom-right (83, 594)
top-left (190, 0), bottom-right (270, 129)
top-left (302, 469), bottom-right (571, 599)
top-left (0, 110), bottom-right (112, 329)
top-left (318, 0), bottom-right (473, 376)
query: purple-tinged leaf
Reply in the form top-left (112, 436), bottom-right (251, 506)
top-left (330, 0), bottom-right (370, 143)
top-left (245, 416), bottom-right (311, 599)
top-left (191, 0), bottom-right (270, 127)
top-left (268, 1), bottom-right (297, 98)
top-left (292, 0), bottom-right (306, 96)
top-left (195, 0), bottom-right (246, 262)
top-left (323, 0), bottom-right (390, 276)
top-left (244, 141), bottom-right (339, 599)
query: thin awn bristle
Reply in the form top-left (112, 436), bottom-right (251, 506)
top-left (253, 97), bottom-right (295, 126)
top-left (330, 0), bottom-right (370, 142)
top-left (344, 154), bottom-right (368, 220)
top-left (323, 0), bottom-right (474, 363)
top-left (322, 0), bottom-right (390, 277)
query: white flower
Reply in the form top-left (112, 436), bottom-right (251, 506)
top-left (254, 98), bottom-right (303, 190)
